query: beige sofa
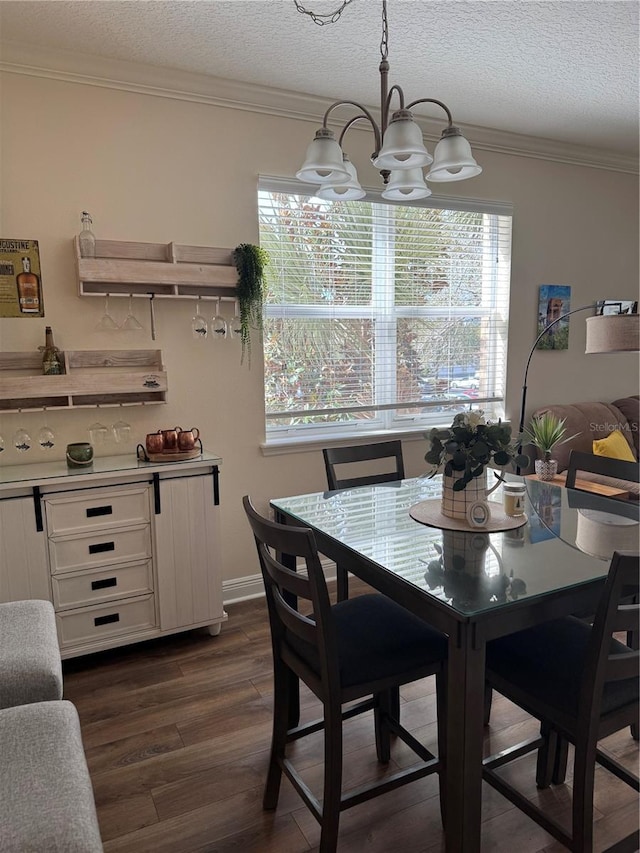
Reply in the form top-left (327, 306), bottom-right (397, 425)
top-left (528, 396), bottom-right (639, 497)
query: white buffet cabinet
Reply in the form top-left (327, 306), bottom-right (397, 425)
top-left (0, 451), bottom-right (226, 658)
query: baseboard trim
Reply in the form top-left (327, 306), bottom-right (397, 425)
top-left (223, 560), bottom-right (337, 605)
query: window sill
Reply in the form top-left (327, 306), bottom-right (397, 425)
top-left (260, 426), bottom-right (434, 456)
top-left (260, 417), bottom-right (514, 456)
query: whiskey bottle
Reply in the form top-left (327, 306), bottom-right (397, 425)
top-left (16, 257), bottom-right (41, 314)
top-left (78, 211), bottom-right (96, 257)
top-left (40, 326), bottom-right (63, 375)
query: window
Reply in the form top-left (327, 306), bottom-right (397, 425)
top-left (258, 177), bottom-right (512, 444)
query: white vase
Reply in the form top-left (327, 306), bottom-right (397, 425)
top-left (535, 458), bottom-right (558, 481)
top-left (441, 468), bottom-right (490, 521)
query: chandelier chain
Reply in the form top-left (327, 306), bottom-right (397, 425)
top-left (380, 0), bottom-right (388, 60)
top-left (293, 0), bottom-right (356, 26)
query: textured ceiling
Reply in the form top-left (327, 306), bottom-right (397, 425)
top-left (1, 0), bottom-right (638, 155)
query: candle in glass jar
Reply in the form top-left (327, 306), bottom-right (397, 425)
top-left (503, 482), bottom-right (526, 517)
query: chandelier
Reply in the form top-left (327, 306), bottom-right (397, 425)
top-left (295, 0), bottom-right (482, 201)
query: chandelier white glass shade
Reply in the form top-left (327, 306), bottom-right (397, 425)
top-left (372, 110), bottom-right (433, 170)
top-left (382, 168), bottom-right (432, 201)
top-left (315, 154), bottom-right (366, 200)
top-left (295, 1), bottom-right (482, 200)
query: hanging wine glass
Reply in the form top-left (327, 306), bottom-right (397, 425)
top-left (95, 293), bottom-right (119, 331)
top-left (229, 299), bottom-right (242, 339)
top-left (121, 294), bottom-right (144, 331)
top-left (38, 425), bottom-right (56, 450)
top-left (88, 422), bottom-right (109, 446)
top-left (191, 296), bottom-right (208, 340)
top-left (13, 428), bottom-right (32, 452)
top-left (211, 298), bottom-right (227, 341)
top-left (112, 420), bottom-right (131, 444)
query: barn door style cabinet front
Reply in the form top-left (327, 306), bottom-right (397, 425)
top-left (0, 452), bottom-right (226, 658)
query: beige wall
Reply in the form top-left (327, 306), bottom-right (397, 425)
top-left (1, 70), bottom-right (638, 585)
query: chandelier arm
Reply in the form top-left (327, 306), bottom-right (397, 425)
top-left (383, 84), bottom-right (406, 118)
top-left (322, 101), bottom-right (382, 153)
top-left (405, 97), bottom-right (454, 126)
top-left (337, 115), bottom-right (377, 147)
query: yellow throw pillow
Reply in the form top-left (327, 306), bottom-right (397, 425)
top-left (592, 429), bottom-right (636, 462)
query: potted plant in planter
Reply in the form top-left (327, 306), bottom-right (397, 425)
top-left (233, 243), bottom-right (270, 364)
top-left (524, 411), bottom-right (579, 481)
top-left (425, 410), bottom-right (528, 523)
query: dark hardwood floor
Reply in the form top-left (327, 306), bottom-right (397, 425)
top-left (62, 582), bottom-right (639, 852)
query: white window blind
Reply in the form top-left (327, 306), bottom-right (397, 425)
top-left (258, 177), bottom-right (512, 441)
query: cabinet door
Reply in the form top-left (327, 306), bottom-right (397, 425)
top-left (0, 496), bottom-right (50, 602)
top-left (154, 473), bottom-right (223, 631)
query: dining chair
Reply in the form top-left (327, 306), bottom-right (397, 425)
top-left (482, 550), bottom-right (639, 852)
top-left (243, 495), bottom-right (447, 853)
top-left (565, 449), bottom-right (639, 493)
top-left (566, 455), bottom-right (639, 743)
top-left (322, 440), bottom-right (405, 601)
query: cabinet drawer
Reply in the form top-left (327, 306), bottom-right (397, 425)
top-left (46, 487), bottom-right (150, 536)
top-left (49, 524), bottom-right (151, 574)
top-left (56, 594), bottom-right (156, 648)
top-left (52, 560), bottom-right (153, 610)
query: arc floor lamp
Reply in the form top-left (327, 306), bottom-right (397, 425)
top-left (518, 303), bottom-right (639, 439)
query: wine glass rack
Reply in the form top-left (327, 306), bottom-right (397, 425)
top-left (74, 237), bottom-right (238, 299)
top-left (0, 350), bottom-right (167, 412)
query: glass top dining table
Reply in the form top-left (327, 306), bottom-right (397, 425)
top-left (271, 475), bottom-right (639, 852)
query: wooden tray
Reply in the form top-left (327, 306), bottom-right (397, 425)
top-left (136, 444), bottom-right (201, 463)
top-left (410, 499), bottom-right (527, 532)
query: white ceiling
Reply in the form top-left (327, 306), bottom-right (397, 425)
top-left (1, 0), bottom-right (638, 157)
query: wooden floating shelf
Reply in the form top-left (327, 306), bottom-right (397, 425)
top-left (0, 350), bottom-right (168, 412)
top-left (75, 237), bottom-right (238, 298)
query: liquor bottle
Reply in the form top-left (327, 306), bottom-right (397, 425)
top-left (40, 326), bottom-right (63, 375)
top-left (16, 257), bottom-right (41, 314)
top-left (78, 211), bottom-right (96, 257)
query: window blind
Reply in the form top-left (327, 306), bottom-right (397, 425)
top-left (258, 178), bottom-right (512, 439)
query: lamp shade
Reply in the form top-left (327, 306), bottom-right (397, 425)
top-left (426, 126), bottom-right (482, 182)
top-left (585, 313), bottom-right (640, 353)
top-left (315, 155), bottom-right (366, 201)
top-left (576, 509), bottom-right (639, 559)
top-left (381, 168), bottom-right (432, 201)
top-left (296, 128), bottom-right (351, 184)
top-left (373, 110), bottom-right (433, 170)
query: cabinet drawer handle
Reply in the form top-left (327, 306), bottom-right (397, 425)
top-left (86, 505), bottom-right (113, 518)
top-left (91, 577), bottom-right (117, 590)
top-left (88, 541), bottom-right (115, 555)
top-left (94, 612), bottom-right (120, 627)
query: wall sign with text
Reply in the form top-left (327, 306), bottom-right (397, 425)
top-left (0, 239), bottom-right (44, 318)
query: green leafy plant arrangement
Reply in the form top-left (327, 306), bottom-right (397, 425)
top-left (233, 243), bottom-right (270, 364)
top-left (425, 410), bottom-right (529, 491)
top-left (523, 411), bottom-right (579, 461)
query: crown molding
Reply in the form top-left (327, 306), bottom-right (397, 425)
top-left (1, 41), bottom-right (637, 175)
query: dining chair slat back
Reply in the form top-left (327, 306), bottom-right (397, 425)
top-left (323, 441), bottom-right (405, 601)
top-left (323, 440), bottom-right (405, 492)
top-left (565, 449), bottom-right (640, 490)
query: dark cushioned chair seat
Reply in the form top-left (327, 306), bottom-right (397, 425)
top-left (487, 616), bottom-right (638, 718)
top-left (289, 593), bottom-right (448, 688)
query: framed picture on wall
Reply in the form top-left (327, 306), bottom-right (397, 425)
top-left (596, 299), bottom-right (638, 315)
top-left (0, 239), bottom-right (44, 318)
top-left (536, 284), bottom-right (571, 350)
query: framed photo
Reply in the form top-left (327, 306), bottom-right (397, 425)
top-left (536, 284), bottom-right (571, 350)
top-left (596, 299), bottom-right (638, 316)
top-left (0, 239), bottom-right (44, 318)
